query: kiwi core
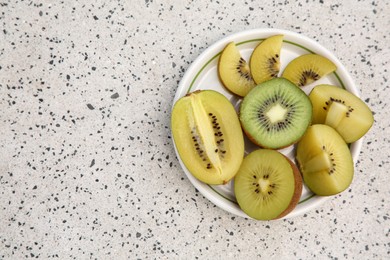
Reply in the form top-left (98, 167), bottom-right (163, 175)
top-left (266, 103), bottom-right (288, 123)
top-left (190, 96), bottom-right (223, 174)
top-left (258, 178), bottom-right (271, 194)
top-left (252, 173), bottom-right (276, 197)
top-left (325, 101), bottom-right (350, 128)
top-left (304, 151), bottom-right (332, 173)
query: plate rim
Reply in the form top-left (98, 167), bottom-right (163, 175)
top-left (172, 28), bottom-right (362, 219)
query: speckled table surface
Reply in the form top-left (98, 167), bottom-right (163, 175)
top-left (1, 0), bottom-right (389, 259)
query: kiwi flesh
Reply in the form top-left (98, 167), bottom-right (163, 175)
top-left (296, 124), bottom-right (354, 196)
top-left (218, 42), bottom-right (256, 97)
top-left (309, 84), bottom-right (374, 143)
top-left (239, 78), bottom-right (312, 149)
top-left (171, 90), bottom-right (244, 185)
top-left (250, 35), bottom-right (284, 84)
top-left (282, 54), bottom-right (337, 87)
top-left (234, 149), bottom-right (303, 220)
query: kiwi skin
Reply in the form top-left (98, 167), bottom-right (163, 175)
top-left (276, 155), bottom-right (303, 219)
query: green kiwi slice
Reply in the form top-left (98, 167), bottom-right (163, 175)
top-left (239, 78), bottom-right (312, 149)
top-left (234, 149), bottom-right (303, 220)
top-left (296, 124), bottom-right (354, 196)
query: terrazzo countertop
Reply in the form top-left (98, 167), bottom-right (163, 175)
top-left (1, 0), bottom-right (389, 259)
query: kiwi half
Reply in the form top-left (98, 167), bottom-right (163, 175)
top-left (282, 54), bottom-right (337, 87)
top-left (250, 35), bottom-right (283, 84)
top-left (234, 149), bottom-right (302, 220)
top-left (309, 84), bottom-right (374, 143)
top-left (171, 90), bottom-right (244, 185)
top-left (296, 124), bottom-right (354, 196)
top-left (239, 78), bottom-right (312, 149)
top-left (218, 42), bottom-right (256, 97)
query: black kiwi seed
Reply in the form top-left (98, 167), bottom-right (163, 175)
top-left (256, 93), bottom-right (297, 132)
top-left (298, 70), bottom-right (320, 86)
top-left (266, 55), bottom-right (280, 77)
top-left (325, 99), bottom-right (355, 118)
top-left (191, 127), bottom-right (213, 167)
top-left (203, 114), bottom-right (228, 159)
top-left (234, 57), bottom-right (255, 83)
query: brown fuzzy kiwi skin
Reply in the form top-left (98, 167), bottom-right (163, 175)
top-left (275, 155), bottom-right (303, 219)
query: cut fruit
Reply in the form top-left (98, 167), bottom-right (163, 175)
top-left (296, 124), bottom-right (354, 196)
top-left (171, 90), bottom-right (244, 185)
top-left (325, 101), bottom-right (349, 128)
top-left (218, 42), bottom-right (256, 97)
top-left (309, 84), bottom-right (374, 143)
top-left (282, 54), bottom-right (337, 87)
top-left (250, 35), bottom-right (284, 84)
top-left (234, 149), bottom-right (302, 220)
top-left (239, 78), bottom-right (312, 149)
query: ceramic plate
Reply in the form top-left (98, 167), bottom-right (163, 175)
top-left (172, 28), bottom-right (362, 219)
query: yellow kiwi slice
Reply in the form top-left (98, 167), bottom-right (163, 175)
top-left (218, 42), bottom-right (256, 97)
top-left (309, 84), bottom-right (374, 143)
top-left (296, 124), bottom-right (354, 196)
top-left (282, 54), bottom-right (337, 87)
top-left (171, 90), bottom-right (244, 185)
top-left (234, 149), bottom-right (302, 220)
top-left (250, 35), bottom-right (284, 84)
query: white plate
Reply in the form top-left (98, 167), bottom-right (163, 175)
top-left (172, 28), bottom-right (362, 219)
